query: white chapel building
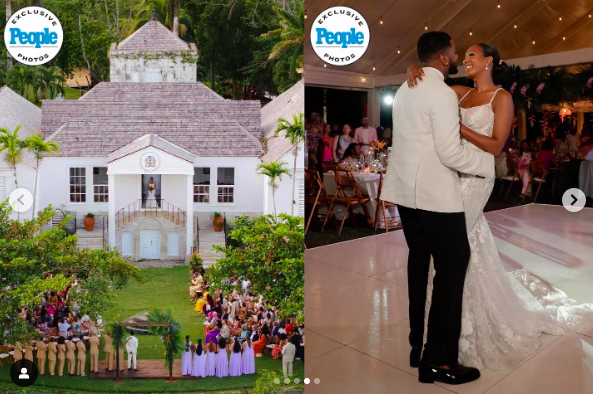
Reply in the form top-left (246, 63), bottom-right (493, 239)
top-left (0, 19), bottom-right (302, 263)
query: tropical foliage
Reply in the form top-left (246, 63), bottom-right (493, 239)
top-left (209, 214), bottom-right (304, 320)
top-left (0, 203), bottom-right (142, 345)
top-left (274, 113), bottom-right (304, 216)
top-left (257, 161), bottom-right (291, 219)
top-left (4, 65), bottom-right (66, 102)
top-left (147, 309), bottom-right (184, 370)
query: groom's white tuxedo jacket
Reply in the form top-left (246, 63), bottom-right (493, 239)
top-left (382, 67), bottom-right (494, 213)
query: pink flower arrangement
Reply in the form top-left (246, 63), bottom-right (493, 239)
top-left (510, 82), bottom-right (517, 94)
top-left (536, 83), bottom-right (545, 94)
top-left (587, 77), bottom-right (593, 89)
top-left (520, 84), bottom-right (529, 96)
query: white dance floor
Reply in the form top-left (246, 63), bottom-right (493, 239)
top-left (305, 204), bottom-right (593, 394)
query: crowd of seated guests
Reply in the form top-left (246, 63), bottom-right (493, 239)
top-left (188, 271), bottom-right (304, 364)
top-left (494, 124), bottom-right (593, 198)
top-left (15, 281), bottom-right (102, 341)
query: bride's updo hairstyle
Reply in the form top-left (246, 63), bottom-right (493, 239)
top-left (476, 43), bottom-right (510, 85)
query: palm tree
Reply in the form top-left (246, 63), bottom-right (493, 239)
top-left (0, 125), bottom-right (28, 220)
top-left (35, 66), bottom-right (66, 100)
top-left (261, 3), bottom-right (304, 74)
top-left (257, 161), bottom-right (291, 220)
top-left (274, 113), bottom-right (304, 216)
top-left (6, 65), bottom-right (35, 98)
top-left (132, 0), bottom-right (193, 40)
top-left (25, 134), bottom-right (60, 217)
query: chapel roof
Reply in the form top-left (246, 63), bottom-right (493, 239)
top-left (107, 133), bottom-right (197, 163)
top-left (260, 79), bottom-right (304, 162)
top-left (0, 86), bottom-right (42, 137)
top-left (112, 20), bottom-right (196, 54)
top-left (42, 82), bottom-right (263, 157)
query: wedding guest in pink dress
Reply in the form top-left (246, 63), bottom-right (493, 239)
top-left (241, 337), bottom-right (256, 374)
top-left (322, 124), bottom-right (334, 162)
top-left (205, 339), bottom-right (216, 377)
top-left (192, 339), bottom-right (206, 378)
top-left (215, 338), bottom-right (229, 377)
top-left (229, 338), bottom-right (242, 377)
top-left (181, 335), bottom-right (193, 376)
top-left (517, 140), bottom-right (532, 197)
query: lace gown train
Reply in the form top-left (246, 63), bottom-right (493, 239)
top-left (425, 89), bottom-right (593, 370)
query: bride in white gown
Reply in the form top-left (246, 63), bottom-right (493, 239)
top-left (410, 43), bottom-right (593, 371)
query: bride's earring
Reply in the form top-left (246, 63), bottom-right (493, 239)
top-left (485, 64), bottom-right (489, 71)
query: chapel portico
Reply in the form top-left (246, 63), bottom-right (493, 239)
top-left (107, 134), bottom-right (195, 257)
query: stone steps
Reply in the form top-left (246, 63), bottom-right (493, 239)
top-left (195, 229), bottom-right (226, 267)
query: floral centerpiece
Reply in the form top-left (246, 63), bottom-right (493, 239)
top-left (188, 252), bottom-right (203, 273)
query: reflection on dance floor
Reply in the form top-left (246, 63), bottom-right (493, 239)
top-left (305, 204), bottom-right (593, 394)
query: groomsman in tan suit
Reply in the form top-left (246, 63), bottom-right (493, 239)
top-left (57, 338), bottom-right (66, 376)
top-left (65, 336), bottom-right (76, 376)
top-left (12, 342), bottom-right (23, 362)
top-left (88, 334), bottom-right (100, 373)
top-left (76, 335), bottom-right (87, 376)
top-left (24, 343), bottom-right (34, 362)
top-left (48, 338), bottom-right (57, 376)
top-left (103, 331), bottom-right (114, 371)
top-left (36, 339), bottom-right (48, 375)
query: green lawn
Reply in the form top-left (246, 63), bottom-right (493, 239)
top-left (0, 266), bottom-right (304, 393)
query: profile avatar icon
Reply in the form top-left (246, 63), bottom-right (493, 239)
top-left (10, 359), bottom-right (38, 387)
top-left (19, 368), bottom-right (29, 380)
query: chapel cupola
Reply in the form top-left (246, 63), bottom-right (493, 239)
top-left (109, 19), bottom-right (198, 83)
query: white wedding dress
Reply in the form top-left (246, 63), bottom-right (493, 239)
top-left (426, 88), bottom-right (593, 371)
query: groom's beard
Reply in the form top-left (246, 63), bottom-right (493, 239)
top-left (448, 62), bottom-right (459, 75)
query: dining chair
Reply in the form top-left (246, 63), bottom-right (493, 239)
top-left (373, 171), bottom-right (402, 232)
top-left (304, 170), bottom-right (336, 234)
top-left (322, 162), bottom-right (338, 173)
top-left (498, 157), bottom-right (519, 198)
top-left (322, 170), bottom-right (373, 235)
top-left (0, 346), bottom-right (11, 367)
top-left (526, 160), bottom-right (548, 203)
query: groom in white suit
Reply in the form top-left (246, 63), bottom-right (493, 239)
top-left (382, 31), bottom-right (494, 385)
top-left (125, 331), bottom-right (139, 371)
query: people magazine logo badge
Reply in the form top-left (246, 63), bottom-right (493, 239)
top-left (4, 6), bottom-right (63, 66)
top-left (310, 6), bottom-right (369, 66)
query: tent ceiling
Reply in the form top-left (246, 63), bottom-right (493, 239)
top-left (305, 0), bottom-right (593, 76)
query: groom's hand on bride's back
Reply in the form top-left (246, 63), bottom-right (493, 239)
top-left (407, 65), bottom-right (425, 88)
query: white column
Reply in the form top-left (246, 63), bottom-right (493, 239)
top-left (108, 174), bottom-right (116, 248)
top-left (186, 174), bottom-right (194, 255)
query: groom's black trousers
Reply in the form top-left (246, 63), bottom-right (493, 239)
top-left (398, 205), bottom-right (471, 367)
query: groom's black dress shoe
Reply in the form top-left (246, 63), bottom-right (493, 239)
top-left (410, 346), bottom-right (422, 368)
top-left (418, 363), bottom-right (481, 385)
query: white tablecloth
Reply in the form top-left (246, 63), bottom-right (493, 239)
top-left (579, 160), bottom-right (593, 197)
top-left (321, 172), bottom-right (399, 225)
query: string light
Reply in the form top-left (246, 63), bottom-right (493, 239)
top-left (361, 77), bottom-right (366, 82)
top-left (424, 23), bottom-right (428, 30)
top-left (563, 36), bottom-right (566, 40)
top-left (559, 15), bottom-right (562, 21)
top-left (323, 63), bottom-right (327, 68)
top-left (397, 46), bottom-right (401, 54)
top-left (380, 16), bottom-right (383, 25)
top-left (514, 24), bottom-right (517, 28)
top-left (589, 14), bottom-right (592, 18)
top-left (497, 1), bottom-right (501, 9)
top-left (532, 38), bottom-right (536, 45)
top-left (304, 11), bottom-right (307, 19)
top-left (469, 29), bottom-right (473, 36)
top-left (373, 64), bottom-right (376, 71)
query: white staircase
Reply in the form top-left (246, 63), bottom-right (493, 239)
top-left (76, 229), bottom-right (105, 250)
top-left (197, 228), bottom-right (226, 267)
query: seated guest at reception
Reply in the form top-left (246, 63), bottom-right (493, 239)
top-left (339, 143), bottom-right (363, 167)
top-left (537, 141), bottom-right (555, 172)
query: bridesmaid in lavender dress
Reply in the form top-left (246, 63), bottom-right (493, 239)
top-left (192, 339), bottom-right (206, 378)
top-left (215, 338), bottom-right (229, 378)
top-left (205, 339), bottom-right (216, 377)
top-left (181, 336), bottom-right (193, 376)
top-left (241, 337), bottom-right (256, 374)
top-left (229, 338), bottom-right (242, 377)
